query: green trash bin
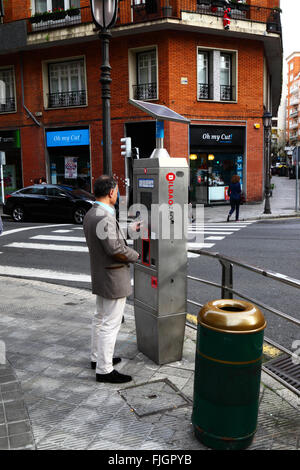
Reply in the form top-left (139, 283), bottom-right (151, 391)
top-left (192, 299), bottom-right (266, 450)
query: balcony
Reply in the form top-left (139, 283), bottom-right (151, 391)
top-left (290, 97), bottom-right (299, 106)
top-left (289, 121), bottom-right (299, 130)
top-left (290, 108), bottom-right (299, 118)
top-left (0, 97), bottom-right (16, 113)
top-left (132, 83), bottom-right (157, 100)
top-left (0, 2), bottom-right (282, 40)
top-left (47, 90), bottom-right (87, 109)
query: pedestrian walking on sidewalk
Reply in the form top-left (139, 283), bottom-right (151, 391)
top-left (227, 174), bottom-right (242, 222)
top-left (83, 175), bottom-right (139, 384)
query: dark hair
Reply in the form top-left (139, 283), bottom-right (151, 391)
top-left (94, 175), bottom-right (117, 198)
top-left (231, 174), bottom-right (240, 184)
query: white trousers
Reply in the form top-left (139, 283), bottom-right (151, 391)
top-left (91, 295), bottom-right (126, 375)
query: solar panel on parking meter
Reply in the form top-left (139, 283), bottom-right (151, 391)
top-left (128, 99), bottom-right (190, 124)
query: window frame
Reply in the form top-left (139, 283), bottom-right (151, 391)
top-left (0, 66), bottom-right (17, 114)
top-left (42, 56), bottom-right (88, 110)
top-left (197, 46), bottom-right (237, 103)
top-left (32, 0), bottom-right (80, 14)
top-left (128, 45), bottom-right (158, 101)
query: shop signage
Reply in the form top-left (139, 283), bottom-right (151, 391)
top-left (46, 129), bottom-right (90, 147)
top-left (0, 130), bottom-right (20, 150)
top-left (190, 126), bottom-right (245, 147)
top-left (65, 157), bottom-right (78, 179)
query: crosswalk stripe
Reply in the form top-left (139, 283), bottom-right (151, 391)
top-left (188, 243), bottom-right (215, 249)
top-left (5, 242), bottom-right (88, 252)
top-left (205, 236), bottom-right (225, 241)
top-left (31, 235), bottom-right (86, 242)
top-left (0, 265), bottom-right (91, 282)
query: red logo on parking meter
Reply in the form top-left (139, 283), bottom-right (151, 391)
top-left (166, 172), bottom-right (176, 182)
top-left (166, 173), bottom-right (176, 205)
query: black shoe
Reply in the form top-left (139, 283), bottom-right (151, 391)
top-left (227, 215), bottom-right (230, 222)
top-left (96, 369), bottom-right (132, 384)
top-left (122, 315), bottom-right (125, 324)
top-left (91, 357), bottom-right (121, 370)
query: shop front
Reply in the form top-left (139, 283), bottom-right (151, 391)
top-left (46, 128), bottom-right (91, 192)
top-left (189, 125), bottom-right (246, 205)
top-left (0, 129), bottom-right (23, 202)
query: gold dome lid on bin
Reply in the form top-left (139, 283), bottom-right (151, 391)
top-left (198, 299), bottom-right (267, 334)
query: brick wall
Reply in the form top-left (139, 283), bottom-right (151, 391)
top-left (0, 22), bottom-right (267, 200)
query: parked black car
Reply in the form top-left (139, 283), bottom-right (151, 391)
top-left (4, 184), bottom-right (95, 224)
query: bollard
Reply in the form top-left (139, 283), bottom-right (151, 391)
top-left (192, 299), bottom-right (266, 450)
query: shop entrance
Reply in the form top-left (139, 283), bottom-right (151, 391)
top-left (46, 128), bottom-right (91, 192)
top-left (190, 125), bottom-right (245, 205)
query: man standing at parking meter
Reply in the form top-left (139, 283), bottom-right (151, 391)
top-left (83, 175), bottom-right (139, 384)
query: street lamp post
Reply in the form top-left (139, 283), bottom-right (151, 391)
top-left (90, 0), bottom-right (119, 176)
top-left (263, 111), bottom-right (272, 214)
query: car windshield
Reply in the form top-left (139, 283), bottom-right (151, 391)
top-left (58, 186), bottom-right (95, 200)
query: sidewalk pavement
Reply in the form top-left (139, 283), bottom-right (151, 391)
top-left (204, 175), bottom-right (299, 222)
top-left (0, 276), bottom-right (299, 450)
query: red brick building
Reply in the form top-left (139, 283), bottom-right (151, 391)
top-left (286, 52), bottom-right (300, 147)
top-left (0, 0), bottom-right (282, 205)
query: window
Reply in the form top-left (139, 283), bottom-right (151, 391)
top-left (0, 68), bottom-right (16, 113)
top-left (220, 53), bottom-right (232, 101)
top-left (47, 59), bottom-right (87, 108)
top-left (134, 50), bottom-right (157, 100)
top-left (20, 187), bottom-right (46, 195)
top-left (197, 48), bottom-right (236, 102)
top-left (197, 52), bottom-right (210, 100)
top-left (33, 0), bottom-right (80, 13)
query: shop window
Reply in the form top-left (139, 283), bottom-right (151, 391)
top-left (197, 48), bottom-right (237, 102)
top-left (0, 68), bottom-right (16, 113)
top-left (47, 59), bottom-right (87, 109)
top-left (130, 48), bottom-right (158, 101)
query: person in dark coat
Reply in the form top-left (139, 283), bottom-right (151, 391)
top-left (227, 174), bottom-right (242, 222)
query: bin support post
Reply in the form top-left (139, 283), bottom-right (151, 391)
top-left (219, 260), bottom-right (233, 299)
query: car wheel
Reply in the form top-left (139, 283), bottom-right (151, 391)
top-left (12, 206), bottom-right (25, 222)
top-left (73, 206), bottom-right (87, 225)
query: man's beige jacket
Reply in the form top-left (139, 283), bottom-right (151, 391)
top-left (83, 204), bottom-right (139, 299)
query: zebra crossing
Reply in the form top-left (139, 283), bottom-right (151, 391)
top-left (0, 221), bottom-right (255, 282)
top-left (2, 221), bottom-right (254, 255)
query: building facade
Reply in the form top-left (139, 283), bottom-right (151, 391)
top-left (0, 0), bottom-right (282, 205)
top-left (286, 52), bottom-right (300, 147)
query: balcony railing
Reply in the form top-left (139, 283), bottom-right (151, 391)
top-left (198, 83), bottom-right (211, 100)
top-left (0, 97), bottom-right (16, 113)
top-left (47, 90), bottom-right (87, 108)
top-left (220, 85), bottom-right (234, 101)
top-left (133, 82), bottom-right (157, 100)
top-left (1, 2), bottom-right (280, 36)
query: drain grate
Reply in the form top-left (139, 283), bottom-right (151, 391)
top-left (263, 354), bottom-right (300, 396)
top-left (119, 379), bottom-right (192, 417)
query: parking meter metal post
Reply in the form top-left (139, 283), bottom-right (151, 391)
top-left (129, 100), bottom-right (190, 365)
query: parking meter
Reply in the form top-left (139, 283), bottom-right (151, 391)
top-left (133, 151), bottom-right (189, 364)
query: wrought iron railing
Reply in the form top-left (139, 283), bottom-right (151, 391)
top-left (186, 249), bottom-right (300, 396)
top-left (47, 90), bottom-right (87, 108)
top-left (133, 82), bottom-right (158, 100)
top-left (198, 83), bottom-right (211, 100)
top-left (0, 97), bottom-right (16, 113)
top-left (220, 84), bottom-right (234, 101)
